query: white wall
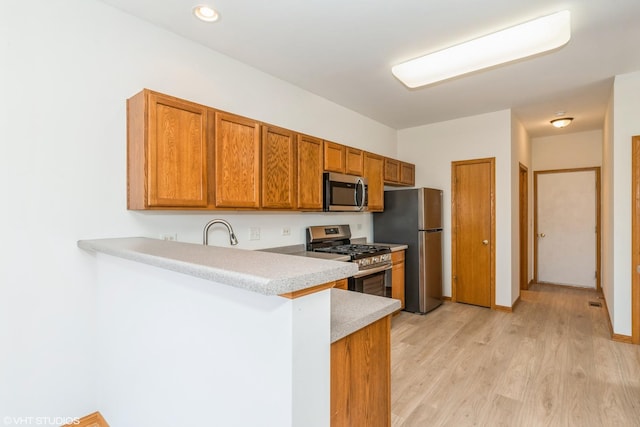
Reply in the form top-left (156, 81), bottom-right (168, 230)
top-left (532, 130), bottom-right (603, 171)
top-left (609, 71), bottom-right (640, 335)
top-left (602, 91), bottom-right (615, 326)
top-left (94, 253), bottom-right (330, 427)
top-left (0, 0), bottom-right (396, 421)
top-left (397, 110), bottom-right (514, 307)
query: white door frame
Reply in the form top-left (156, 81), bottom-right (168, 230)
top-left (533, 167), bottom-right (601, 291)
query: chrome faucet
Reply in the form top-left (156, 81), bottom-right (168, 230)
top-left (203, 219), bottom-right (239, 246)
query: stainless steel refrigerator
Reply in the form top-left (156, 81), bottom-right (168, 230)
top-left (373, 188), bottom-right (443, 314)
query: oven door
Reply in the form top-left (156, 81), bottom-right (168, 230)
top-left (349, 264), bottom-right (392, 297)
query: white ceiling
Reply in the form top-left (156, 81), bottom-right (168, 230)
top-left (99, 0), bottom-right (640, 137)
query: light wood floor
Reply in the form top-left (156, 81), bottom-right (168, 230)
top-left (390, 283), bottom-right (640, 427)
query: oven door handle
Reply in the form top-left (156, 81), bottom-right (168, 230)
top-left (352, 263), bottom-right (392, 278)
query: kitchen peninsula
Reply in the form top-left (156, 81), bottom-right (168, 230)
top-left (78, 237), bottom-right (399, 427)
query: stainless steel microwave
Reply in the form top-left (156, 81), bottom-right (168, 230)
top-left (323, 172), bottom-right (368, 211)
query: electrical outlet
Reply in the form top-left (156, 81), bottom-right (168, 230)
top-left (160, 233), bottom-right (177, 241)
top-left (249, 227), bottom-right (261, 241)
top-left (282, 227), bottom-right (291, 236)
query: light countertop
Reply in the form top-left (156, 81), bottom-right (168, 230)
top-left (78, 237), bottom-right (357, 296)
top-left (331, 289), bottom-right (400, 342)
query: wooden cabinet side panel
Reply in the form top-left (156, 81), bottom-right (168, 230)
top-left (331, 316), bottom-right (391, 427)
top-left (324, 141), bottom-right (346, 173)
top-left (297, 135), bottom-right (324, 210)
top-left (345, 147), bottom-right (364, 176)
top-left (262, 125), bottom-right (296, 209)
top-left (215, 112), bottom-right (261, 208)
top-left (127, 90), bottom-right (147, 209)
top-left (364, 153), bottom-right (385, 212)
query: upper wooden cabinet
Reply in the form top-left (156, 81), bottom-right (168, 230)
top-left (261, 125), bottom-right (297, 209)
top-left (214, 111), bottom-right (261, 208)
top-left (364, 152), bottom-right (384, 212)
top-left (384, 158), bottom-right (415, 187)
top-left (345, 147), bottom-right (364, 176)
top-left (127, 89), bottom-right (209, 209)
top-left (324, 141), bottom-right (346, 173)
top-left (384, 158), bottom-right (400, 183)
top-left (127, 89), bottom-right (410, 212)
top-left (400, 162), bottom-right (415, 186)
top-left (297, 134), bottom-right (324, 210)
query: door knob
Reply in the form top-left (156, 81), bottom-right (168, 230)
top-left (538, 233), bottom-right (546, 238)
top-left (482, 240), bottom-right (489, 245)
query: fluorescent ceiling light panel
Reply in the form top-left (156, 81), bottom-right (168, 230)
top-left (392, 10), bottom-right (571, 88)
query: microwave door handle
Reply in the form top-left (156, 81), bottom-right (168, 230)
top-left (356, 178), bottom-right (365, 211)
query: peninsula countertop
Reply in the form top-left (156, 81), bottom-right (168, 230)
top-left (78, 237), bottom-right (358, 296)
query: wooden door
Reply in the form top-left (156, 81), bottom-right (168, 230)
top-left (364, 152), bottom-right (384, 212)
top-left (535, 169), bottom-right (598, 288)
top-left (261, 125), bottom-right (296, 209)
top-left (214, 111), bottom-right (261, 208)
top-left (144, 91), bottom-right (209, 208)
top-left (519, 164), bottom-right (528, 290)
top-left (296, 134), bottom-right (323, 210)
top-left (452, 158), bottom-right (495, 308)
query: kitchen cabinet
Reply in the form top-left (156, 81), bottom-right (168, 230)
top-left (127, 88), bottom-right (412, 212)
top-left (345, 147), bottom-right (364, 176)
top-left (261, 125), bottom-right (296, 209)
top-left (384, 158), bottom-right (400, 183)
top-left (324, 140), bottom-right (346, 173)
top-left (331, 316), bottom-right (391, 427)
top-left (334, 278), bottom-right (348, 290)
top-left (391, 250), bottom-right (406, 310)
top-left (364, 152), bottom-right (385, 212)
top-left (400, 162), bottom-right (415, 186)
top-left (297, 134), bottom-right (324, 210)
top-left (384, 159), bottom-right (415, 187)
top-left (127, 89), bottom-right (209, 209)
top-left (214, 111), bottom-right (261, 208)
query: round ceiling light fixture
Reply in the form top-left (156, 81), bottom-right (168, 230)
top-left (550, 117), bottom-right (574, 128)
top-left (193, 4), bottom-right (219, 22)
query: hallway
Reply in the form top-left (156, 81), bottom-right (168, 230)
top-left (391, 284), bottom-right (640, 426)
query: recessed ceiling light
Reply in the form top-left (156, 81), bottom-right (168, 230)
top-left (193, 4), bottom-right (219, 22)
top-left (392, 10), bottom-right (571, 88)
top-left (550, 117), bottom-right (573, 128)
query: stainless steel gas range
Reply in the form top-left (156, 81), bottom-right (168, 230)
top-left (306, 225), bottom-right (392, 297)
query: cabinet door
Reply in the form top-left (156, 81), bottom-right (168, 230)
top-left (144, 91), bottom-right (209, 207)
top-left (297, 134), bottom-right (324, 210)
top-left (262, 125), bottom-right (296, 209)
top-left (324, 141), bottom-right (346, 173)
top-left (400, 162), bottom-right (415, 186)
top-left (331, 316), bottom-right (391, 427)
top-left (364, 152), bottom-right (384, 212)
top-left (384, 158), bottom-right (400, 183)
top-left (345, 147), bottom-right (364, 176)
top-left (214, 111), bottom-right (261, 208)
top-left (391, 251), bottom-right (405, 309)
